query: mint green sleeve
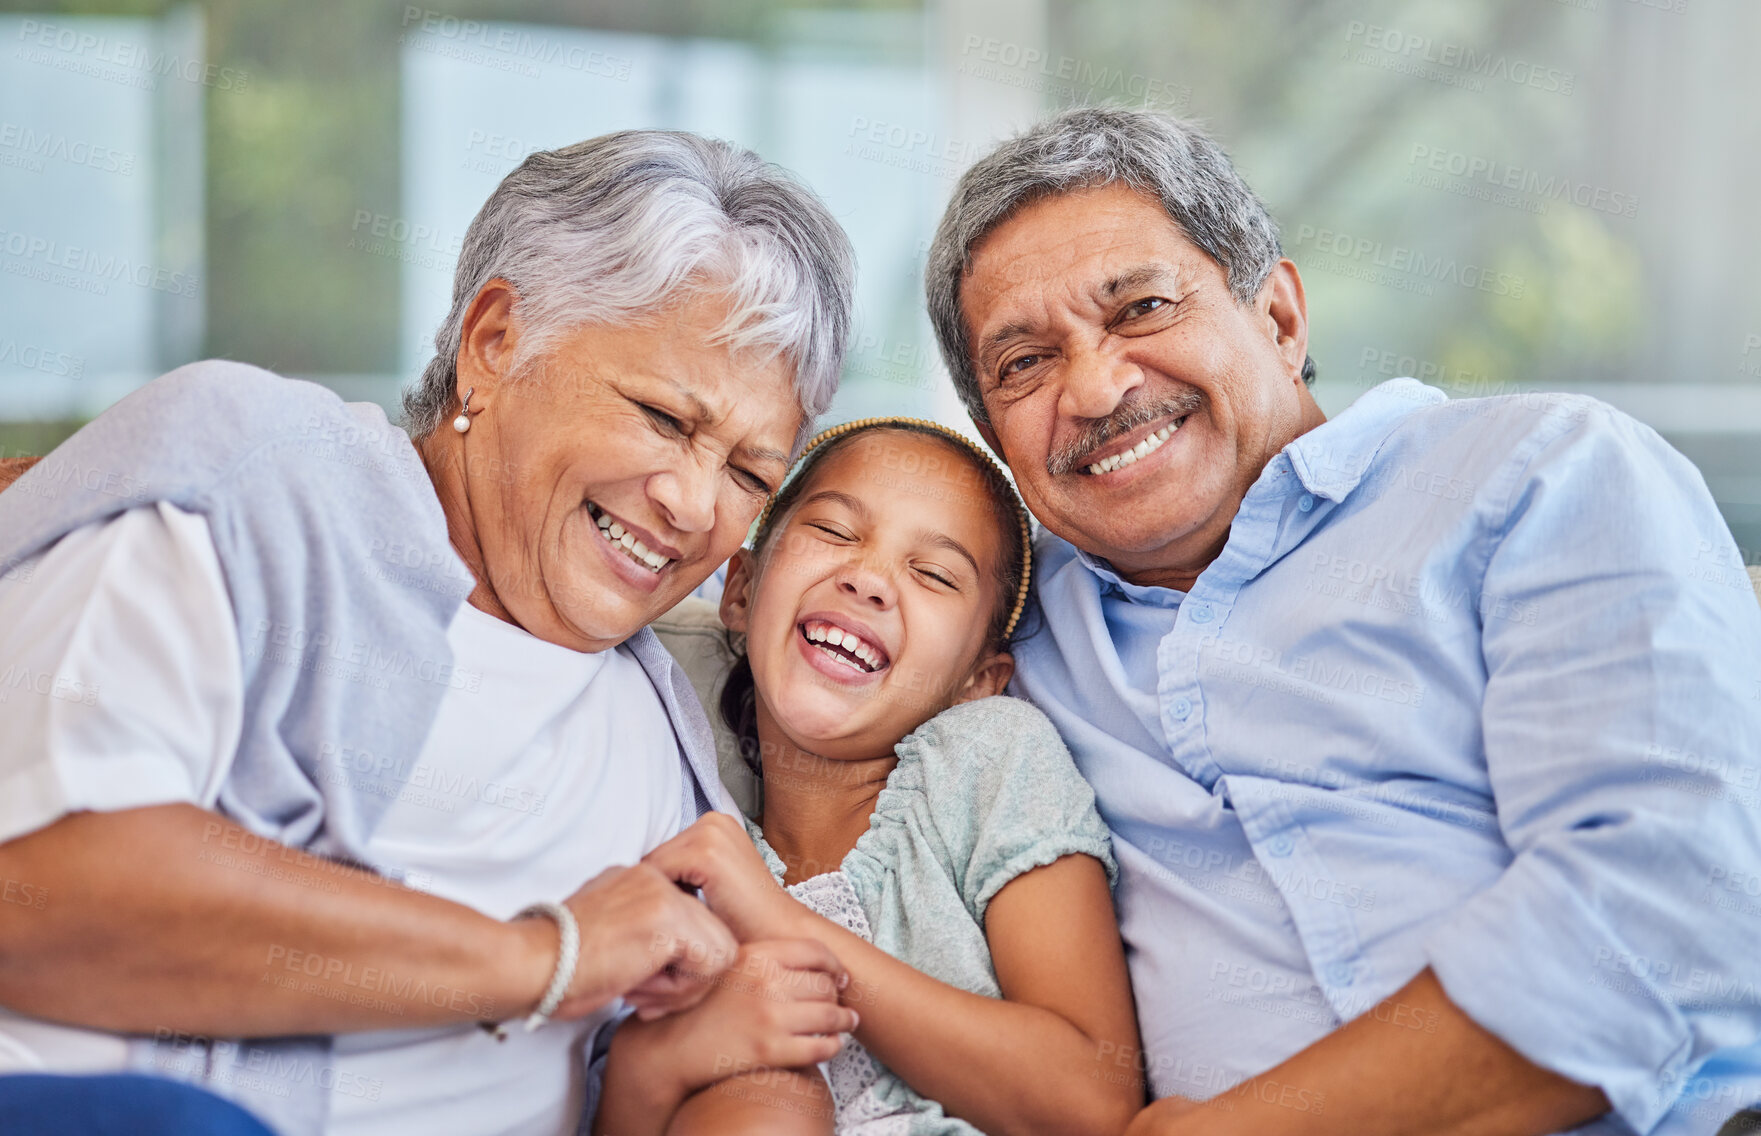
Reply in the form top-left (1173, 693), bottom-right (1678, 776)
top-left (901, 696), bottom-right (1118, 925)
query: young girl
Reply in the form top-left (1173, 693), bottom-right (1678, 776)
top-left (597, 419), bottom-right (1144, 1135)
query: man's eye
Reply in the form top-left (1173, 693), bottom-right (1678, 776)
top-left (1000, 354), bottom-right (1044, 380)
top-left (640, 404), bottom-right (684, 434)
top-left (1119, 297), bottom-right (1170, 321)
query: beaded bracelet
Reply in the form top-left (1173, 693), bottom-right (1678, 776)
top-left (481, 901), bottom-right (579, 1042)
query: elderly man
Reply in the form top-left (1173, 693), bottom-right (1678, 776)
top-left (0, 130), bottom-right (857, 1134)
top-left (926, 106), bottom-right (1761, 1136)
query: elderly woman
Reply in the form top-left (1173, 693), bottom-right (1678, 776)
top-left (0, 130), bottom-right (857, 1135)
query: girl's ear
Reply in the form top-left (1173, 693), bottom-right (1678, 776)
top-left (953, 650), bottom-right (1014, 705)
top-left (719, 548), bottom-right (758, 634)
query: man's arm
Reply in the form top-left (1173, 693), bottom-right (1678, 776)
top-left (0, 803), bottom-right (737, 1036)
top-left (1138, 404), bottom-right (1761, 1135)
top-left (1128, 968), bottom-right (1608, 1136)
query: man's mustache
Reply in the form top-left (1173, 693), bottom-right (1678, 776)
top-left (1046, 390), bottom-right (1205, 476)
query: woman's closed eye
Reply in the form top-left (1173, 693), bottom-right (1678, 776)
top-left (731, 467), bottom-right (772, 495)
top-left (639, 403), bottom-right (686, 435)
top-left (806, 521), bottom-right (855, 541)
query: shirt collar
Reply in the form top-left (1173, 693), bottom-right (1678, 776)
top-left (1285, 378), bottom-right (1446, 502)
top-left (1072, 545), bottom-right (1186, 606)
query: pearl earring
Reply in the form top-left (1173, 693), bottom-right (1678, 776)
top-left (452, 388), bottom-right (475, 434)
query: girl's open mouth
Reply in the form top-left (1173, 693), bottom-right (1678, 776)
top-left (798, 618), bottom-right (890, 675)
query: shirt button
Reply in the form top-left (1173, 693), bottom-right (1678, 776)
top-left (1267, 834), bottom-right (1294, 857)
top-left (1327, 963), bottom-right (1355, 986)
top-left (1171, 697), bottom-right (1192, 721)
top-left (1298, 494), bottom-right (1315, 513)
top-left (1188, 602), bottom-right (1213, 624)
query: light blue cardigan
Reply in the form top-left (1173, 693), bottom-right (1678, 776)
top-left (0, 360), bottom-right (732, 1134)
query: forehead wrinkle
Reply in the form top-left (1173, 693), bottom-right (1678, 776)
top-left (660, 373), bottom-right (792, 468)
top-left (657, 374), bottom-right (714, 421)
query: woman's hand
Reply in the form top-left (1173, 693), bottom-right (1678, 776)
top-left (643, 813), bottom-right (807, 943)
top-left (548, 860), bottom-right (741, 1023)
top-left (595, 938), bottom-right (855, 1135)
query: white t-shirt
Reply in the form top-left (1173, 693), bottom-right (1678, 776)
top-left (0, 503), bottom-right (684, 1135)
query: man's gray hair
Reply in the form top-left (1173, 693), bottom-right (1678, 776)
top-left (926, 105), bottom-right (1313, 425)
top-left (404, 129), bottom-right (855, 449)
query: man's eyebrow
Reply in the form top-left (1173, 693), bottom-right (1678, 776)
top-left (918, 529), bottom-right (982, 578)
top-left (1101, 263), bottom-right (1179, 299)
top-left (975, 264), bottom-right (1181, 369)
top-left (977, 319), bottom-right (1037, 368)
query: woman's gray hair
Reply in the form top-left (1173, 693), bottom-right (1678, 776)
top-left (404, 129), bottom-right (855, 449)
top-left (926, 105), bottom-right (1313, 425)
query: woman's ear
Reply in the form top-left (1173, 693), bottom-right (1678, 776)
top-left (953, 650), bottom-right (1014, 705)
top-left (455, 277), bottom-right (522, 402)
top-left (719, 548), bottom-right (758, 634)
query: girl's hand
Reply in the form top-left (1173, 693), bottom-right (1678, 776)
top-left (609, 938), bottom-right (855, 1106)
top-left (644, 813), bottom-right (806, 942)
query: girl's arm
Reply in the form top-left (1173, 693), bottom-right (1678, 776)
top-left (594, 937), bottom-right (853, 1136)
top-left (664, 1068), bottom-right (835, 1136)
top-left (648, 815), bottom-right (1145, 1136)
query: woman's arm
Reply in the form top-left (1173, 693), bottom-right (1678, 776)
top-left (0, 454), bottom-right (38, 491)
top-left (648, 815), bottom-right (1145, 1136)
top-left (0, 804), bottom-right (739, 1036)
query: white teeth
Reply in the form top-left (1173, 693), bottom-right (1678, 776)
top-left (590, 506), bottom-right (672, 574)
top-left (1086, 419), bottom-right (1181, 476)
top-left (802, 621), bottom-right (885, 672)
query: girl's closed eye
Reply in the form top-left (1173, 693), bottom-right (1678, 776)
top-left (915, 565), bottom-right (956, 589)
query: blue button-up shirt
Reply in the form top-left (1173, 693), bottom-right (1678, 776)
top-left (1013, 379), bottom-right (1761, 1135)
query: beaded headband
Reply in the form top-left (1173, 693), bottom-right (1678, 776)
top-left (754, 416), bottom-right (1034, 639)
